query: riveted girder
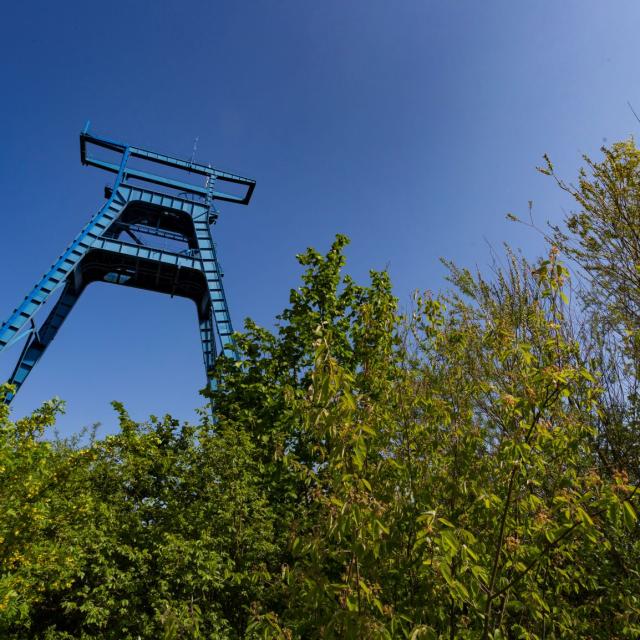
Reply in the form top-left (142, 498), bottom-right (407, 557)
top-left (0, 124), bottom-right (255, 403)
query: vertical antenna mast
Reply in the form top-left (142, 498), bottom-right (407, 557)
top-left (190, 136), bottom-right (199, 165)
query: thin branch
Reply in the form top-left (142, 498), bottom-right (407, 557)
top-left (627, 100), bottom-right (640, 126)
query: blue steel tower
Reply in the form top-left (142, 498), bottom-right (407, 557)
top-left (0, 124), bottom-right (255, 404)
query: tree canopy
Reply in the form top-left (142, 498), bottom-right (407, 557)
top-left (1, 141), bottom-right (639, 638)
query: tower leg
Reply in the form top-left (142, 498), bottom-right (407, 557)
top-left (3, 281), bottom-right (82, 404)
top-left (0, 189), bottom-right (126, 353)
top-left (193, 217), bottom-right (236, 360)
top-left (199, 314), bottom-right (217, 379)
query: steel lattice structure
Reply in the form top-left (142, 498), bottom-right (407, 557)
top-left (0, 124), bottom-right (255, 404)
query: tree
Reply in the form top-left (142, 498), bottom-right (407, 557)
top-left (1, 144), bottom-right (639, 638)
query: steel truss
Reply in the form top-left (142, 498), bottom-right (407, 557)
top-left (0, 123), bottom-right (255, 403)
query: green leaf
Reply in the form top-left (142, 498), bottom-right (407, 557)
top-left (622, 500), bottom-right (637, 528)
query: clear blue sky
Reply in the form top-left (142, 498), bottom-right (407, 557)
top-left (1, 1), bottom-right (639, 434)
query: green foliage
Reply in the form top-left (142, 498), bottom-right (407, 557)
top-left (2, 145), bottom-right (640, 638)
